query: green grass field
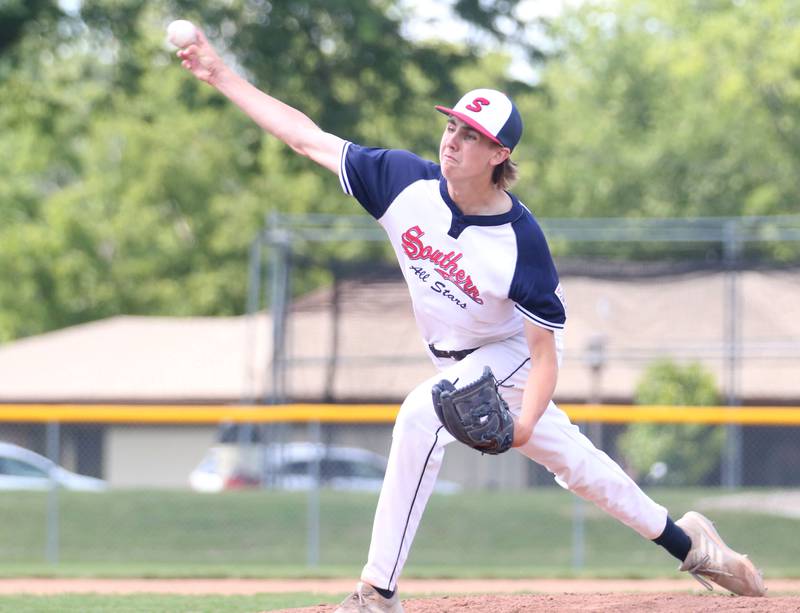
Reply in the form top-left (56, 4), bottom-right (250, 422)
top-left (1, 487), bottom-right (797, 578)
top-left (0, 487), bottom-right (797, 611)
top-left (0, 593), bottom-right (334, 613)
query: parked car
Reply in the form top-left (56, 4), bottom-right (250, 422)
top-left (0, 442), bottom-right (108, 491)
top-left (189, 441), bottom-right (461, 494)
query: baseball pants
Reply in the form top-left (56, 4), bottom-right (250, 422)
top-left (360, 333), bottom-right (669, 591)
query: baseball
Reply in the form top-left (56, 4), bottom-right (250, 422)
top-left (167, 19), bottom-right (197, 48)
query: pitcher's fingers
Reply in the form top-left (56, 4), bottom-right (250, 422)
top-left (195, 29), bottom-right (210, 46)
top-left (182, 44), bottom-right (200, 57)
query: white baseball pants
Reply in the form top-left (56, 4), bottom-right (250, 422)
top-left (360, 333), bottom-right (669, 591)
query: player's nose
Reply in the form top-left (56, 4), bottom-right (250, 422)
top-left (443, 131), bottom-right (459, 150)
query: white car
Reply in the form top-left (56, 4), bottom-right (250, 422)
top-left (190, 441), bottom-right (461, 494)
top-left (0, 442), bottom-right (108, 491)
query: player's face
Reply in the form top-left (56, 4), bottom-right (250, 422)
top-left (439, 117), bottom-right (509, 184)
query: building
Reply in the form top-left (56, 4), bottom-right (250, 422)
top-left (1, 269), bottom-right (798, 488)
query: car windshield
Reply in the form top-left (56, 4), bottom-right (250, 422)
top-left (278, 458), bottom-right (384, 480)
top-left (327, 460), bottom-right (384, 479)
top-left (280, 461), bottom-right (311, 476)
top-left (0, 458), bottom-right (48, 478)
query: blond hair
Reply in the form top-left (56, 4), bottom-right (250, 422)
top-left (492, 158), bottom-right (518, 190)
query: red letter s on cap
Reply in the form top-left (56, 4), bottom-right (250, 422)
top-left (465, 97), bottom-right (490, 112)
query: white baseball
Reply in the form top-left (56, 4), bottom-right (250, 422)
top-left (167, 20), bottom-right (197, 48)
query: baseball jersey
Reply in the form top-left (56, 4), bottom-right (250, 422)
top-left (338, 143), bottom-right (566, 353)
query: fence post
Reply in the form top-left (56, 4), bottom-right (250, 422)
top-left (242, 234), bottom-right (263, 405)
top-left (45, 421), bottom-right (60, 565)
top-left (572, 492), bottom-right (585, 571)
top-left (572, 337), bottom-right (607, 570)
top-left (268, 217), bottom-right (291, 405)
top-left (307, 420), bottom-right (322, 568)
top-left (722, 220), bottom-right (743, 488)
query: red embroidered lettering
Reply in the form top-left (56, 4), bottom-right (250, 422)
top-left (401, 225), bottom-right (484, 305)
top-left (430, 249), bottom-right (445, 265)
top-left (465, 97), bottom-right (490, 113)
top-left (463, 278), bottom-right (480, 300)
top-left (401, 225), bottom-right (424, 259)
top-left (437, 253), bottom-right (462, 279)
top-left (439, 251), bottom-right (456, 268)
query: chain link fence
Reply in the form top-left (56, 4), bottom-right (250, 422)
top-left (253, 213), bottom-right (800, 486)
top-left (1, 214), bottom-right (799, 571)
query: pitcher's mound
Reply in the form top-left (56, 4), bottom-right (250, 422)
top-left (279, 592), bottom-right (800, 612)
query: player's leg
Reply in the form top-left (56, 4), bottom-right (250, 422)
top-left (458, 339), bottom-right (671, 540)
top-left (358, 371), bottom-right (453, 593)
top-left (336, 367), bottom-right (464, 612)
top-left (354, 346), bottom-right (520, 600)
top-left (514, 399), bottom-right (765, 596)
top-left (517, 400), bottom-right (671, 537)
top-left (462, 335), bottom-right (764, 596)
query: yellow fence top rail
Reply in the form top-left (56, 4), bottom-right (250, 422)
top-left (1, 404), bottom-right (800, 425)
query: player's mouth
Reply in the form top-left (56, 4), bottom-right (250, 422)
top-left (442, 154), bottom-right (458, 164)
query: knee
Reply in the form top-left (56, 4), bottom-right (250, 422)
top-left (394, 389), bottom-right (440, 439)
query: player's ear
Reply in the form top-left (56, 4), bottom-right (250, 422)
top-left (490, 145), bottom-right (511, 167)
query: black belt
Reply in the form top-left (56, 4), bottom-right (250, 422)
top-left (428, 343), bottom-right (479, 361)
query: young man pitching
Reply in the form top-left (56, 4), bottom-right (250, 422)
top-left (176, 27), bottom-right (765, 613)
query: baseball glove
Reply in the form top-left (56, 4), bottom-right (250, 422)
top-left (431, 366), bottom-right (514, 455)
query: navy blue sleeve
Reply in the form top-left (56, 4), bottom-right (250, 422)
top-left (338, 142), bottom-right (441, 219)
top-left (509, 213), bottom-right (566, 331)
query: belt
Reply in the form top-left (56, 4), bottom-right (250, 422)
top-left (428, 343), bottom-right (479, 361)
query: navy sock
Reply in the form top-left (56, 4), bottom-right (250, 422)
top-left (373, 586), bottom-right (395, 599)
top-left (652, 516), bottom-right (692, 562)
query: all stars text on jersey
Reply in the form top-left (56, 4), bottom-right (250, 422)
top-left (401, 225), bottom-right (484, 305)
top-left (410, 266), bottom-right (467, 309)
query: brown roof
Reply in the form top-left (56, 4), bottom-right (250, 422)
top-left (0, 315), bottom-right (271, 403)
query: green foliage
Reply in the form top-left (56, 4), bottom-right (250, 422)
top-left (0, 0), bottom-right (520, 342)
top-left (519, 0), bottom-right (800, 221)
top-left (634, 360), bottom-right (721, 406)
top-left (3, 0), bottom-right (800, 342)
top-left (617, 359), bottom-right (724, 486)
top-left (0, 0), bottom-right (64, 57)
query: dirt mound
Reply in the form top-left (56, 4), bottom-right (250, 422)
top-left (3, 577), bottom-right (798, 611)
top-left (276, 592), bottom-right (800, 613)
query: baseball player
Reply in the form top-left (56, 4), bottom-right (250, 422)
top-left (177, 29), bottom-right (765, 612)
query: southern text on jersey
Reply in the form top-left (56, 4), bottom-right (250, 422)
top-left (400, 225), bottom-right (484, 305)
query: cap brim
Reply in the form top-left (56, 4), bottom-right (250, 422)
top-left (435, 106), bottom-right (504, 147)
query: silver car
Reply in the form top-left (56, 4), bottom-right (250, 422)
top-left (0, 442), bottom-right (108, 491)
top-left (190, 441), bottom-right (461, 494)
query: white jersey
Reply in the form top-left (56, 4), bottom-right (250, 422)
top-left (338, 142), bottom-right (566, 353)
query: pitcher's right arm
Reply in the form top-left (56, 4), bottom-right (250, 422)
top-left (178, 29), bottom-right (344, 174)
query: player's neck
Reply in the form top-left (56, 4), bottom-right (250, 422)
top-left (446, 178), bottom-right (511, 216)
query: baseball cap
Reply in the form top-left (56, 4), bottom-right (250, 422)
top-left (435, 88), bottom-right (523, 151)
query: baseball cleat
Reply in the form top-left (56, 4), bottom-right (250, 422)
top-left (334, 582), bottom-right (404, 612)
top-left (676, 511), bottom-right (766, 597)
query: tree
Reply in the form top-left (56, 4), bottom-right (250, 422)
top-left (0, 0), bottom-right (526, 341)
top-left (616, 359), bottom-right (724, 486)
top-left (517, 0), bottom-right (800, 220)
top-left (0, 0), bottom-right (63, 57)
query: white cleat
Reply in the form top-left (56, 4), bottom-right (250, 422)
top-left (334, 581), bottom-right (404, 612)
top-left (676, 511), bottom-right (766, 597)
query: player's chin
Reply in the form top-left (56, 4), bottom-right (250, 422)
top-left (440, 161), bottom-right (458, 180)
